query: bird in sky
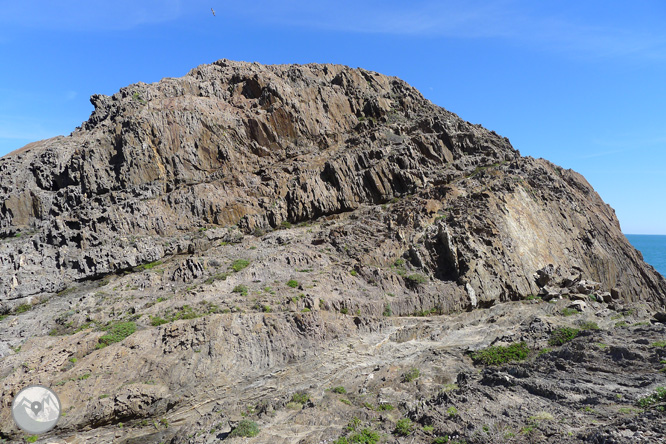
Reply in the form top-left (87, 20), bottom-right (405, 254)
top-left (211, 8), bottom-right (216, 16)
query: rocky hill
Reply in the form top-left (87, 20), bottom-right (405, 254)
top-left (0, 60), bottom-right (665, 443)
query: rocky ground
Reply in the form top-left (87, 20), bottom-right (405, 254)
top-left (0, 60), bottom-right (665, 443)
top-left (0, 222), bottom-right (665, 443)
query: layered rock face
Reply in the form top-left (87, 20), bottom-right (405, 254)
top-left (1, 59), bottom-right (663, 307)
top-left (1, 60), bottom-right (666, 443)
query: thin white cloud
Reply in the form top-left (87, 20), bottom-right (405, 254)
top-left (223, 0), bottom-right (666, 60)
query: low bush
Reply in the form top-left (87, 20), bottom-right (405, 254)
top-left (394, 418), bottom-right (413, 436)
top-left (406, 273), bottom-right (427, 284)
top-left (471, 342), bottom-right (530, 365)
top-left (230, 259), bottom-right (250, 272)
top-left (291, 391), bottom-right (310, 404)
top-left (331, 386), bottom-right (347, 394)
top-left (548, 327), bottom-right (580, 346)
top-left (402, 367), bottom-right (420, 382)
top-left (579, 321), bottom-right (600, 330)
top-left (561, 308), bottom-right (579, 316)
top-left (636, 387), bottom-right (666, 410)
top-left (97, 322), bottom-right (136, 349)
top-left (229, 419), bottom-right (260, 437)
top-left (287, 279), bottom-right (299, 288)
top-left (232, 285), bottom-right (248, 296)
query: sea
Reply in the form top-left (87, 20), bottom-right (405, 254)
top-left (625, 234), bottom-right (666, 278)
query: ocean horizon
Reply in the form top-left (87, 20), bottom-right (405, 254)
top-left (625, 234), bottom-right (666, 278)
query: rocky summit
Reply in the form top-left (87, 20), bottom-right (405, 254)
top-left (0, 60), bottom-right (665, 443)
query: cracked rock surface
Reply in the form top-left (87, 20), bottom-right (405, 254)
top-left (0, 60), bottom-right (665, 443)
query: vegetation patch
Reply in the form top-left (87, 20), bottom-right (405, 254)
top-left (232, 285), bottom-right (248, 296)
top-left (286, 279), bottom-right (299, 288)
top-left (229, 419), bottom-right (260, 438)
top-left (548, 327), bottom-right (580, 346)
top-left (561, 308), bottom-right (579, 316)
top-left (14, 304), bottom-right (32, 314)
top-left (96, 322), bottom-right (136, 349)
top-left (230, 259), bottom-right (250, 272)
top-left (636, 387), bottom-right (666, 411)
top-left (402, 367), bottom-right (420, 382)
top-left (471, 342), bottom-right (530, 366)
top-left (406, 273), bottom-right (427, 285)
top-left (579, 321), bottom-right (600, 330)
top-left (204, 273), bottom-right (229, 284)
top-left (334, 428), bottom-right (380, 444)
top-left (331, 386), bottom-right (347, 394)
top-left (135, 260), bottom-right (163, 271)
top-left (291, 391), bottom-right (310, 405)
top-left (394, 418), bottom-right (413, 436)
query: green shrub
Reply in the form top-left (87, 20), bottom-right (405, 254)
top-left (231, 259), bottom-right (250, 272)
top-left (285, 401), bottom-right (303, 410)
top-left (287, 279), bottom-right (299, 288)
top-left (548, 327), bottom-right (580, 346)
top-left (447, 406), bottom-right (458, 417)
top-left (172, 305), bottom-right (199, 320)
top-left (97, 322), bottom-right (136, 348)
top-left (347, 417), bottom-right (362, 431)
top-left (636, 387), bottom-right (666, 410)
top-left (471, 342), bottom-right (530, 365)
top-left (406, 273), bottom-right (427, 284)
top-left (561, 308), bottom-right (579, 316)
top-left (136, 260), bottom-right (162, 271)
top-left (229, 419), bottom-right (260, 437)
top-left (14, 304), bottom-right (32, 314)
top-left (205, 273), bottom-right (229, 284)
top-left (331, 386), bottom-right (347, 394)
top-left (579, 321), bottom-right (600, 330)
top-left (432, 438), bottom-right (450, 444)
top-left (378, 403), bottom-right (394, 411)
top-left (383, 303), bottom-right (393, 317)
top-left (653, 341), bottom-right (666, 348)
top-left (232, 285), bottom-right (248, 296)
top-left (350, 270), bottom-right (358, 276)
top-left (291, 391), bottom-right (310, 404)
top-left (340, 307), bottom-right (349, 315)
top-left (280, 221), bottom-right (292, 229)
top-left (402, 367), bottom-right (420, 382)
top-left (348, 428), bottom-right (380, 443)
top-left (301, 308), bottom-right (311, 313)
top-left (394, 418), bottom-right (413, 436)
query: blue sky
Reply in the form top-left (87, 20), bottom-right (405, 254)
top-left (1, 1), bottom-right (665, 234)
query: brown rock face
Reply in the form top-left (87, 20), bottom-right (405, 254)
top-left (1, 59), bottom-right (663, 307)
top-left (1, 60), bottom-right (666, 443)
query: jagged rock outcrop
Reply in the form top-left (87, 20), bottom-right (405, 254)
top-left (1, 59), bottom-right (664, 309)
top-left (1, 60), bottom-right (665, 443)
